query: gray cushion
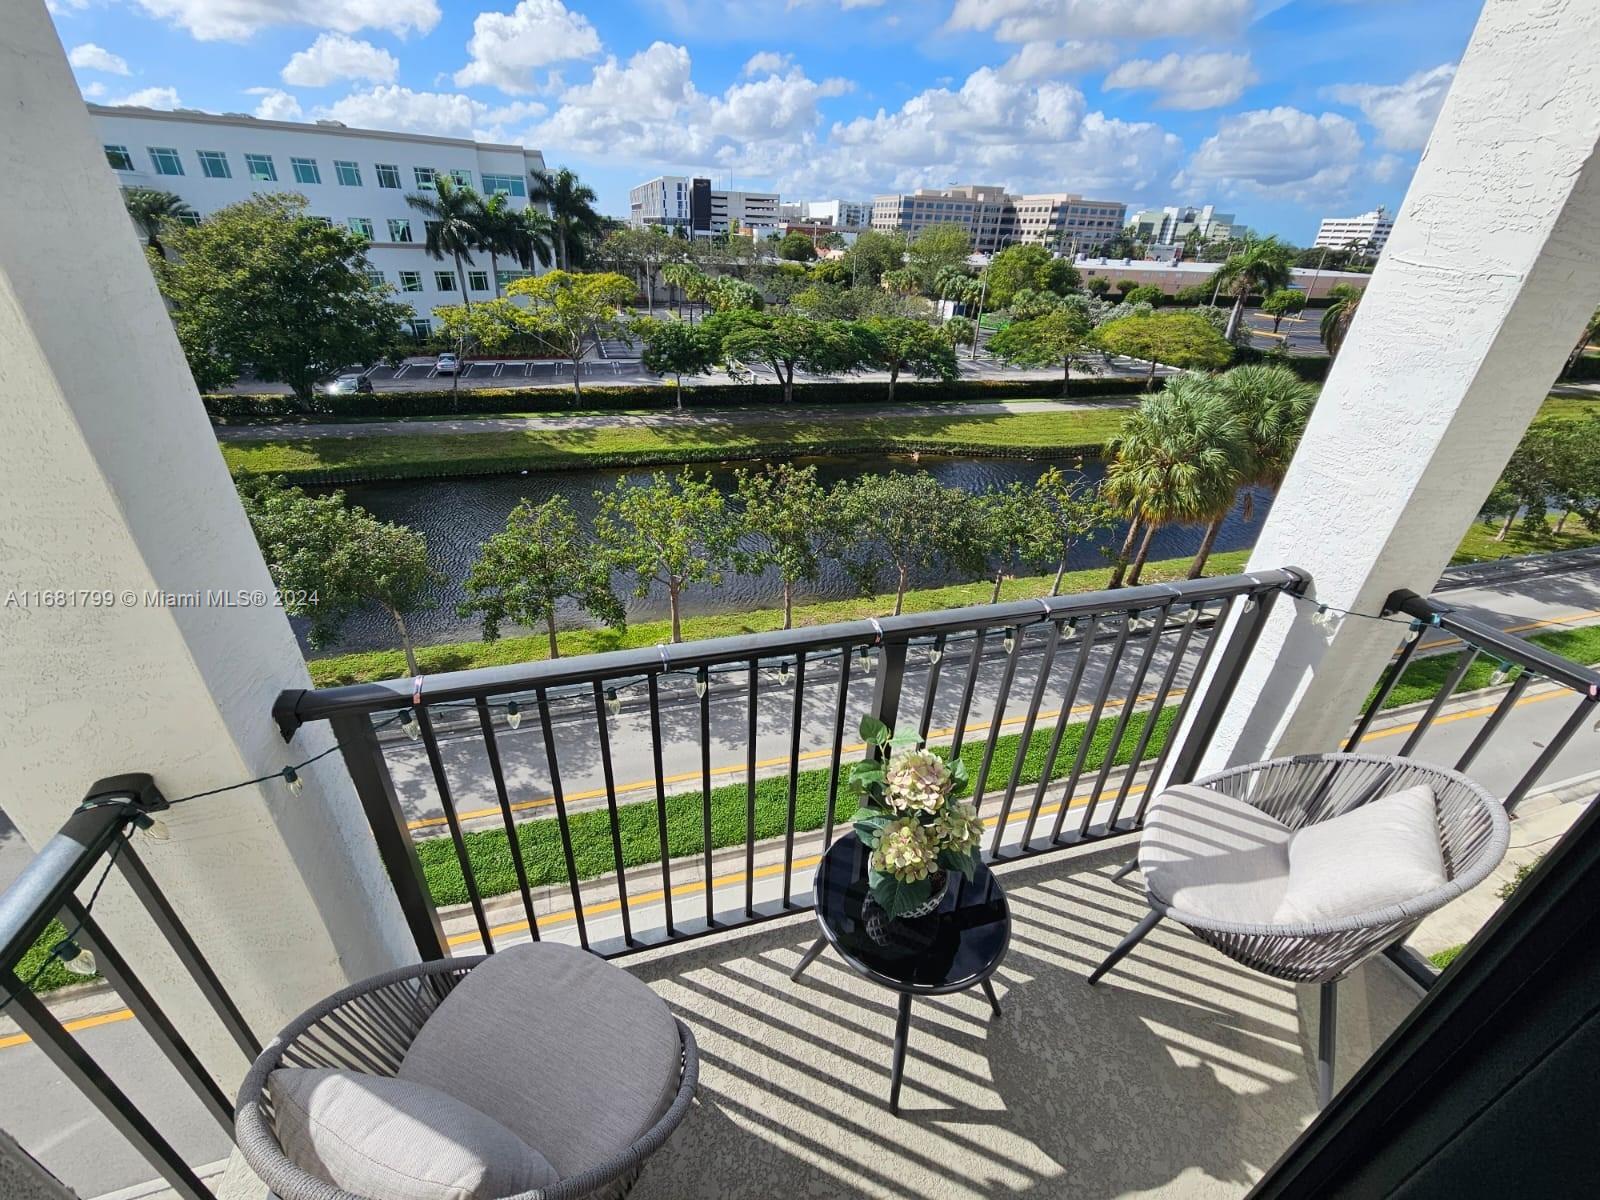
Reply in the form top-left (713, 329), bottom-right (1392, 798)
top-left (399, 942), bottom-right (681, 1180)
top-left (1278, 784), bottom-right (1447, 923)
top-left (1139, 784), bottom-right (1293, 924)
top-left (268, 1068), bottom-right (559, 1200)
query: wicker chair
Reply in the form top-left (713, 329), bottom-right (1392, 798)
top-left (235, 955), bottom-right (698, 1200)
top-left (1088, 753), bottom-right (1509, 1106)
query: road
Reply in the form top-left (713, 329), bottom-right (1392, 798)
top-left (4, 559), bottom-right (1599, 1198)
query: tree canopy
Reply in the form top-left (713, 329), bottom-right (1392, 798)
top-left (860, 316), bottom-right (958, 401)
top-left (1095, 310), bottom-right (1234, 388)
top-left (988, 307), bottom-right (1096, 397)
top-left (834, 472), bottom-right (982, 615)
top-left (986, 244), bottom-right (1079, 309)
top-left (716, 312), bottom-right (871, 402)
top-left (634, 318), bottom-right (720, 408)
top-left (732, 463), bottom-right (836, 629)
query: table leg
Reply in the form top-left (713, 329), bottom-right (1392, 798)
top-left (981, 977), bottom-right (1002, 1019)
top-left (789, 935), bottom-right (827, 982)
top-left (888, 993), bottom-right (913, 1115)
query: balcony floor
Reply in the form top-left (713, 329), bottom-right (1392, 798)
top-left (623, 841), bottom-right (1421, 1200)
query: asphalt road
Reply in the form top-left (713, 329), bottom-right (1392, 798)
top-left (4, 561), bottom-right (1599, 1199)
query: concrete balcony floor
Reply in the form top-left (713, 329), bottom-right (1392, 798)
top-left (623, 840), bottom-right (1421, 1200)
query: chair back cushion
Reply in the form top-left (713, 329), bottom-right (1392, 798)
top-left (1278, 783), bottom-right (1447, 924)
top-left (1139, 784), bottom-right (1294, 924)
top-left (398, 942), bottom-right (682, 1180)
top-left (268, 1067), bottom-right (559, 1200)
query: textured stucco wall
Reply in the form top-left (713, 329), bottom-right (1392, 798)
top-left (0, 4), bottom-right (414, 1076)
top-left (1197, 0), bottom-right (1600, 771)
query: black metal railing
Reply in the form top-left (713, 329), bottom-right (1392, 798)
top-left (0, 776), bottom-right (261, 1200)
top-left (274, 569), bottom-right (1304, 963)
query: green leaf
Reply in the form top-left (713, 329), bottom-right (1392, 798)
top-left (947, 756), bottom-right (970, 787)
top-left (868, 869), bottom-right (935, 919)
top-left (888, 730), bottom-right (919, 750)
top-left (858, 715), bottom-right (891, 745)
top-left (939, 848), bottom-right (978, 882)
top-left (847, 762), bottom-right (885, 790)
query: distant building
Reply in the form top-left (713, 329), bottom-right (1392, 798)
top-left (629, 175), bottom-right (781, 238)
top-left (1124, 203), bottom-right (1242, 248)
top-left (90, 104), bottom-right (549, 338)
top-left (1314, 206), bottom-right (1394, 255)
top-left (1073, 256), bottom-right (1369, 302)
top-left (781, 198), bottom-right (871, 229)
top-left (869, 184), bottom-right (1125, 256)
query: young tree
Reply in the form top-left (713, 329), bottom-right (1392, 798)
top-left (1124, 285), bottom-right (1164, 307)
top-left (458, 496), bottom-right (624, 659)
top-left (986, 244), bottom-right (1074, 309)
top-left (239, 476), bottom-right (439, 673)
top-left (635, 318), bottom-right (720, 409)
top-left (660, 261), bottom-right (703, 319)
top-left (718, 312), bottom-right (870, 402)
top-left (1261, 288), bottom-right (1306, 333)
top-left (156, 194), bottom-right (409, 400)
top-left (835, 472), bottom-right (981, 615)
top-left (942, 315), bottom-right (976, 349)
top-left (1210, 235), bottom-right (1294, 341)
top-left (778, 230), bottom-right (818, 261)
top-left (988, 307), bottom-right (1097, 397)
top-left (1095, 310), bottom-right (1234, 389)
top-left (733, 463), bottom-right (836, 629)
top-left (1084, 276), bottom-right (1112, 297)
top-left (1034, 467), bottom-right (1114, 594)
top-left (122, 187), bottom-right (195, 258)
top-left (406, 174), bottom-right (483, 310)
top-left (975, 482), bottom-right (1060, 603)
top-left (860, 316), bottom-right (959, 402)
top-left (504, 270), bottom-right (636, 403)
top-left (907, 223), bottom-right (972, 291)
top-left (593, 471), bottom-right (738, 643)
top-left (842, 229), bottom-right (907, 286)
top-left (528, 166), bottom-right (603, 270)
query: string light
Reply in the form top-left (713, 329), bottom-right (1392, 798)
top-left (54, 939), bottom-right (98, 977)
top-left (927, 643), bottom-right (943, 665)
top-left (694, 668), bottom-right (709, 698)
top-left (778, 659), bottom-right (791, 684)
top-left (505, 700), bottom-right (522, 729)
top-left (859, 645), bottom-right (874, 673)
top-left (1002, 627), bottom-right (1017, 654)
top-left (1489, 662), bottom-right (1512, 687)
top-left (132, 811), bottom-right (170, 841)
top-left (398, 708), bottom-right (420, 740)
top-left (280, 765), bottom-right (303, 795)
top-left (605, 687), bottom-right (622, 717)
top-left (1309, 604), bottom-right (1339, 630)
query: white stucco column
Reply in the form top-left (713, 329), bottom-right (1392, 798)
top-left (0, 5), bottom-right (414, 1072)
top-left (1197, 0), bottom-right (1600, 772)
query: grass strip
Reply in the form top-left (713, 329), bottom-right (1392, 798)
top-left (1375, 622), bottom-right (1600, 710)
top-left (417, 707), bottom-right (1179, 907)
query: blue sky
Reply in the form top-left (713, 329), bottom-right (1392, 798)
top-left (52, 0), bottom-right (1483, 243)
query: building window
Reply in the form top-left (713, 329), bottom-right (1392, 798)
top-left (449, 169), bottom-right (473, 188)
top-left (291, 157), bottom-right (321, 185)
top-left (104, 144), bottom-right (134, 171)
top-left (334, 160), bottom-right (362, 187)
top-left (414, 167), bottom-right (436, 191)
top-left (349, 217), bottom-right (375, 239)
top-left (468, 270), bottom-right (490, 292)
top-left (149, 147), bottom-right (183, 176)
top-left (388, 218), bottom-right (413, 242)
top-left (244, 153), bottom-right (277, 181)
top-left (364, 268), bottom-right (385, 288)
top-left (197, 150), bottom-right (231, 179)
top-left (398, 271), bottom-right (423, 292)
top-left (434, 271), bottom-right (457, 292)
top-left (408, 318), bottom-right (432, 340)
top-left (176, 212), bottom-right (202, 227)
top-left (375, 163), bottom-right (401, 189)
top-left (496, 269), bottom-right (529, 288)
top-left (482, 174), bottom-right (526, 197)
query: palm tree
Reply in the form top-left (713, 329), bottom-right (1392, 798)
top-left (123, 187), bottom-right (195, 258)
top-left (528, 167), bottom-right (603, 271)
top-left (472, 192), bottom-right (550, 298)
top-left (1103, 376), bottom-right (1247, 587)
top-left (406, 174), bottom-right (482, 309)
top-left (1321, 283), bottom-right (1364, 358)
top-left (1210, 235), bottom-right (1294, 343)
top-left (934, 264), bottom-right (969, 318)
top-left (1192, 364), bottom-right (1318, 576)
top-left (661, 262), bottom-right (700, 319)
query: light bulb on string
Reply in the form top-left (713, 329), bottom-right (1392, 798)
top-left (928, 643), bottom-right (943, 665)
top-left (605, 687), bottom-right (622, 717)
top-left (694, 668), bottom-right (709, 699)
top-left (55, 939), bottom-right (98, 977)
top-left (859, 645), bottom-right (874, 673)
top-left (1002, 627), bottom-right (1017, 654)
top-left (1309, 604), bottom-right (1338, 631)
top-left (280, 766), bottom-right (303, 795)
top-left (505, 700), bottom-right (522, 729)
top-left (132, 811), bottom-right (169, 841)
top-left (1489, 663), bottom-right (1512, 687)
top-left (778, 659), bottom-right (791, 684)
top-left (398, 708), bottom-right (420, 740)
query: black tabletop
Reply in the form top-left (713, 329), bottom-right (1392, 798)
top-left (813, 836), bottom-right (1010, 995)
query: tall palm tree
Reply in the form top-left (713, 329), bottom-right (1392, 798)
top-left (1192, 364), bottom-right (1318, 576)
top-left (406, 174), bottom-right (482, 309)
top-left (934, 264), bottom-right (969, 318)
top-left (1210, 235), bottom-right (1294, 343)
top-left (1103, 375), bottom-right (1248, 587)
top-left (122, 187), bottom-right (195, 258)
top-left (528, 167), bottom-right (603, 272)
top-left (661, 261), bottom-right (700, 319)
top-left (471, 192), bottom-right (539, 298)
top-left (1320, 283), bottom-right (1364, 358)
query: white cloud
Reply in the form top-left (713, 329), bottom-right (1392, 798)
top-left (452, 0), bottom-right (602, 94)
top-left (246, 87), bottom-right (304, 120)
top-left (534, 42), bottom-right (707, 158)
top-left (1370, 153), bottom-right (1402, 184)
top-left (281, 33), bottom-right (397, 86)
top-left (68, 43), bottom-right (130, 75)
top-left (1181, 106), bottom-right (1364, 200)
top-left (711, 68), bottom-right (851, 139)
top-left (311, 85), bottom-right (544, 142)
top-left (1325, 63), bottom-right (1455, 151)
top-left (131, 0), bottom-right (439, 42)
top-left (1104, 51), bottom-right (1257, 110)
top-left (743, 50), bottom-right (792, 77)
top-left (108, 86), bottom-right (182, 110)
top-left (947, 0), bottom-right (1251, 42)
top-left (996, 40), bottom-right (1118, 82)
top-left (82, 81), bottom-right (108, 98)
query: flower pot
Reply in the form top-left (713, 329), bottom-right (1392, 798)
top-left (863, 870), bottom-right (949, 944)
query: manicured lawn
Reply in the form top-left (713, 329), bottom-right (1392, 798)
top-left (220, 407), bottom-right (1130, 483)
top-left (1375, 622), bottom-right (1600, 709)
top-left (419, 705), bottom-right (1179, 907)
top-left (307, 549), bottom-right (1251, 686)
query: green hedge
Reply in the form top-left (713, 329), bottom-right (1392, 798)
top-left (1231, 347), bottom-right (1332, 382)
top-left (205, 376), bottom-right (1149, 424)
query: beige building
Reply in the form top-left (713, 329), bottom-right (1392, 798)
top-left (870, 184), bottom-right (1125, 255)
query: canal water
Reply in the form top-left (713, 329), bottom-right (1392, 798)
top-left (312, 453), bottom-right (1273, 653)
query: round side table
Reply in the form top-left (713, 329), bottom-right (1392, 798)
top-left (790, 837), bottom-right (1011, 1114)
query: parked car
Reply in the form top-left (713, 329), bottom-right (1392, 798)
top-left (323, 373), bottom-right (367, 395)
top-left (435, 353), bottom-right (459, 375)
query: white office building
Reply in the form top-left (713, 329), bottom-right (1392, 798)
top-left (1124, 203), bottom-right (1241, 247)
top-left (629, 175), bottom-right (781, 237)
top-left (1314, 206), bottom-right (1395, 255)
top-left (91, 105), bottom-right (550, 336)
top-left (870, 185), bottom-right (1125, 256)
top-left (780, 198), bottom-right (871, 229)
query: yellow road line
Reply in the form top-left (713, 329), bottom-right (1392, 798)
top-left (1357, 679), bottom-right (1570, 743)
top-left (1425, 606), bottom-right (1600, 654)
top-left (0, 1006), bottom-right (135, 1051)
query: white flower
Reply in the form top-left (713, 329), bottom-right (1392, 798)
top-left (883, 747), bottom-right (953, 814)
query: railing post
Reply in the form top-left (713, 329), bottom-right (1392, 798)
top-left (328, 713), bottom-right (448, 961)
top-left (867, 637), bottom-right (910, 749)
